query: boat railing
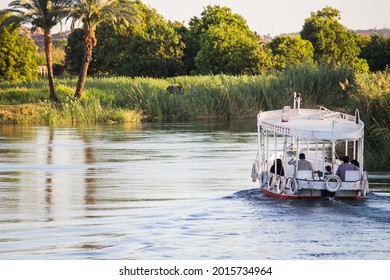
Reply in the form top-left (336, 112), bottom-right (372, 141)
top-left (262, 121), bottom-right (292, 135)
top-left (317, 106), bottom-right (359, 123)
top-left (318, 106), bottom-right (342, 120)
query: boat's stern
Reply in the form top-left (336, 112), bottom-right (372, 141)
top-left (256, 171), bottom-right (369, 199)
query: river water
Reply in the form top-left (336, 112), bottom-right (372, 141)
top-left (0, 121), bottom-right (389, 260)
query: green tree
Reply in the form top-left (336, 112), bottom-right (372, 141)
top-left (267, 35), bottom-right (314, 71)
top-left (65, 0), bottom-right (185, 77)
top-left (64, 28), bottom-right (84, 73)
top-left (116, 0), bottom-right (184, 77)
top-left (0, 15), bottom-right (38, 82)
top-left (195, 22), bottom-right (263, 74)
top-left (189, 5), bottom-right (266, 74)
top-left (300, 6), bottom-right (368, 72)
top-left (173, 22), bottom-right (196, 74)
top-left (90, 22), bottom-right (128, 74)
top-left (66, 0), bottom-right (136, 98)
top-left (1, 0), bottom-right (71, 101)
top-left (360, 33), bottom-right (390, 71)
top-left (189, 5), bottom-right (249, 41)
top-left (119, 19), bottom-right (185, 77)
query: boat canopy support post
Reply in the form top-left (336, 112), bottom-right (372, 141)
top-left (307, 139), bottom-right (310, 161)
top-left (257, 121), bottom-right (262, 167)
top-left (331, 140), bottom-right (336, 174)
top-left (295, 137), bottom-right (300, 177)
top-left (266, 130), bottom-right (270, 172)
top-left (359, 136), bottom-right (365, 175)
top-left (274, 132), bottom-right (278, 173)
top-left (322, 142), bottom-right (326, 176)
top-left (283, 136), bottom-right (288, 174)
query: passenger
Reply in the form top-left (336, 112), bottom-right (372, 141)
top-left (324, 165), bottom-right (332, 175)
top-left (316, 165), bottom-right (332, 180)
top-left (288, 153), bottom-right (313, 171)
top-left (351, 159), bottom-right (360, 168)
top-left (336, 156), bottom-right (359, 181)
top-left (270, 158), bottom-right (285, 176)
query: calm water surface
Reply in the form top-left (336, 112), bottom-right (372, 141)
top-left (0, 121), bottom-right (389, 260)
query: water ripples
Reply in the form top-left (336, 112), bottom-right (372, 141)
top-left (0, 122), bottom-right (390, 259)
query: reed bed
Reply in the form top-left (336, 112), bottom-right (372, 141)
top-left (350, 70), bottom-right (390, 170)
top-left (0, 64), bottom-right (355, 122)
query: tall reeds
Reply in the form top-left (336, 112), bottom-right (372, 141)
top-left (349, 70), bottom-right (390, 170)
top-left (0, 64), bottom-right (356, 123)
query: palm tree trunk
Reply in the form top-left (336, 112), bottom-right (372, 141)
top-left (75, 29), bottom-right (96, 99)
top-left (44, 32), bottom-right (58, 102)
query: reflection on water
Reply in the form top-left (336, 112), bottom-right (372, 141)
top-left (0, 121), bottom-right (389, 259)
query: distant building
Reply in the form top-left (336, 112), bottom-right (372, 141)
top-left (37, 65), bottom-right (48, 76)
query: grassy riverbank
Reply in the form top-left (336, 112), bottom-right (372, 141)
top-left (0, 64), bottom-right (389, 170)
top-left (0, 64), bottom-right (355, 121)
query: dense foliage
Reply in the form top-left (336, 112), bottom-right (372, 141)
top-left (0, 14), bottom-right (38, 82)
top-left (267, 35), bottom-right (314, 71)
top-left (65, 0), bottom-right (184, 77)
top-left (360, 34), bottom-right (390, 72)
top-left (65, 28), bottom-right (85, 73)
top-left (117, 2), bottom-right (185, 77)
top-left (63, 4), bottom-right (386, 77)
top-left (2, 2), bottom-right (390, 81)
top-left (0, 0), bottom-right (71, 101)
top-left (188, 5), bottom-right (267, 75)
top-left (300, 6), bottom-right (369, 72)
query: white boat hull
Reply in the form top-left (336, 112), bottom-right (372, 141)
top-left (257, 172), bottom-right (369, 200)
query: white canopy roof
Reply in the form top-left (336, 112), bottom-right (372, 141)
top-left (257, 107), bottom-right (364, 141)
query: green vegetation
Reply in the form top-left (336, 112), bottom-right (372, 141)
top-left (0, 63), bottom-right (355, 120)
top-left (188, 5), bottom-right (267, 75)
top-left (360, 34), bottom-right (390, 72)
top-left (66, 0), bottom-right (136, 98)
top-left (301, 6), bottom-right (369, 72)
top-left (1, 3), bottom-right (389, 83)
top-left (0, 14), bottom-right (38, 82)
top-left (267, 36), bottom-right (314, 71)
top-left (350, 71), bottom-right (390, 170)
top-left (0, 0), bottom-right (71, 102)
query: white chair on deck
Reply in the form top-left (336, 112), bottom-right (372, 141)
top-left (297, 170), bottom-right (313, 180)
top-left (345, 170), bottom-right (361, 181)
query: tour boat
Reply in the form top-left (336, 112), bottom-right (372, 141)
top-left (251, 93), bottom-right (369, 199)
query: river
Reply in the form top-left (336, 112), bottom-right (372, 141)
top-left (0, 121), bottom-right (389, 259)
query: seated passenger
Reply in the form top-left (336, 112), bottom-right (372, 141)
top-left (316, 165), bottom-right (332, 179)
top-left (288, 153), bottom-right (313, 177)
top-left (351, 159), bottom-right (360, 168)
top-left (336, 156), bottom-right (359, 181)
top-left (324, 165), bottom-right (332, 175)
top-left (270, 158), bottom-right (285, 176)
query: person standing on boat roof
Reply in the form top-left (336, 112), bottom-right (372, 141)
top-left (288, 153), bottom-right (313, 176)
top-left (336, 156), bottom-right (359, 181)
top-left (270, 158), bottom-right (285, 176)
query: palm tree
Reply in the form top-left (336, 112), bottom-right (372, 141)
top-left (67, 0), bottom-right (135, 99)
top-left (0, 0), bottom-right (71, 102)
